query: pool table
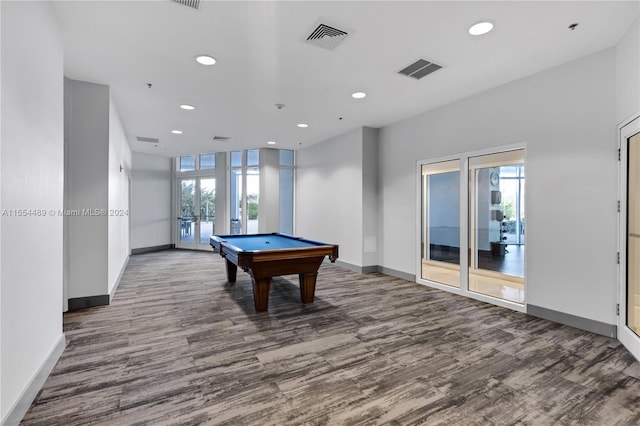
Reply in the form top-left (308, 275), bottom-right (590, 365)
top-left (210, 233), bottom-right (339, 312)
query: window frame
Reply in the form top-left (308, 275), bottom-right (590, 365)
top-left (176, 153), bottom-right (217, 177)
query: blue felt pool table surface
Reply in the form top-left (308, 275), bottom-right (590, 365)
top-left (212, 234), bottom-right (324, 251)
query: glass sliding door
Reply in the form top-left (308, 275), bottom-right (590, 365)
top-left (246, 167), bottom-right (259, 234)
top-left (229, 149), bottom-right (260, 235)
top-left (280, 150), bottom-right (295, 234)
top-left (418, 146), bottom-right (526, 311)
top-left (178, 179), bottom-right (196, 247)
top-left (176, 153), bottom-right (218, 250)
top-left (469, 149), bottom-right (525, 304)
top-left (177, 177), bottom-right (216, 250)
top-left (230, 151), bottom-right (243, 234)
top-left (246, 149), bottom-right (259, 234)
top-left (199, 178), bottom-right (216, 247)
top-left (421, 160), bottom-right (461, 288)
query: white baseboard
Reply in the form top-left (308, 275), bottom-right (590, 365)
top-left (2, 333), bottom-right (66, 426)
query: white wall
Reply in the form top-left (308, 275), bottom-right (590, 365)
top-left (378, 48), bottom-right (617, 325)
top-left (66, 79), bottom-right (132, 300)
top-left (65, 79), bottom-right (109, 299)
top-left (297, 128), bottom-right (364, 266)
top-left (131, 152), bottom-right (172, 249)
top-left (0, 2), bottom-right (3, 414)
top-left (1, 1), bottom-right (64, 421)
top-left (616, 17), bottom-right (640, 124)
top-left (107, 97), bottom-right (131, 294)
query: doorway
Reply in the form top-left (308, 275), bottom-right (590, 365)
top-left (619, 116), bottom-right (640, 361)
top-left (177, 177), bottom-right (216, 250)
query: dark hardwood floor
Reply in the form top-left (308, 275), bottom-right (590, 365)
top-left (22, 250), bottom-right (640, 425)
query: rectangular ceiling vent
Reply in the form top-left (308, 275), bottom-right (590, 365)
top-left (171, 0), bottom-right (200, 10)
top-left (212, 136), bottom-right (230, 142)
top-left (136, 136), bottom-right (159, 143)
top-left (305, 21), bottom-right (349, 50)
top-left (398, 59), bottom-right (442, 80)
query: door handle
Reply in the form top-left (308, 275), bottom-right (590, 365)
top-left (630, 233), bottom-right (640, 238)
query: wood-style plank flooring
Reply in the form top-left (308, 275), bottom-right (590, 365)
top-left (22, 250), bottom-right (640, 425)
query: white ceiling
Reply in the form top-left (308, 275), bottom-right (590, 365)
top-left (52, 1), bottom-right (639, 157)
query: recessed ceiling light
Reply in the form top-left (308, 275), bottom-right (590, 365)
top-left (267, 141), bottom-right (276, 145)
top-left (180, 104), bottom-right (195, 110)
top-left (352, 92), bottom-right (367, 99)
top-left (171, 130), bottom-right (183, 134)
top-left (297, 123), bottom-right (309, 128)
top-left (196, 55), bottom-right (217, 65)
top-left (468, 21), bottom-right (494, 36)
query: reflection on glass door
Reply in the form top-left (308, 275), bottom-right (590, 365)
top-left (421, 160), bottom-right (461, 287)
top-left (469, 149), bottom-right (525, 304)
top-left (178, 177), bottom-right (216, 250)
top-left (246, 149), bottom-right (259, 234)
top-left (627, 131), bottom-right (640, 337)
top-left (199, 178), bottom-right (216, 248)
top-left (498, 166), bottom-right (525, 246)
top-left (230, 151), bottom-right (243, 234)
top-left (229, 149), bottom-right (260, 235)
top-left (179, 179), bottom-right (196, 247)
top-left (230, 168), bottom-right (243, 234)
top-left (247, 167), bottom-right (259, 234)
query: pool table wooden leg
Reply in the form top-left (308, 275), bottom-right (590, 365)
top-left (252, 278), bottom-right (271, 312)
top-left (225, 259), bottom-right (237, 283)
top-left (299, 272), bottom-right (318, 304)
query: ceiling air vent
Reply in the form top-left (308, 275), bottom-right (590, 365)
top-left (171, 0), bottom-right (200, 10)
top-left (136, 136), bottom-right (159, 143)
top-left (305, 21), bottom-right (349, 50)
top-left (398, 58), bottom-right (442, 80)
top-left (212, 136), bottom-right (230, 142)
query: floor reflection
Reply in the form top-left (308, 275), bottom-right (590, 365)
top-left (421, 261), bottom-right (525, 304)
top-left (477, 245), bottom-right (524, 276)
top-left (429, 244), bottom-right (524, 277)
top-left (468, 271), bottom-right (524, 304)
top-left (421, 262), bottom-right (460, 288)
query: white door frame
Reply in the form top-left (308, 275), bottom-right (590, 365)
top-left (618, 113), bottom-right (640, 361)
top-left (415, 143), bottom-right (527, 314)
